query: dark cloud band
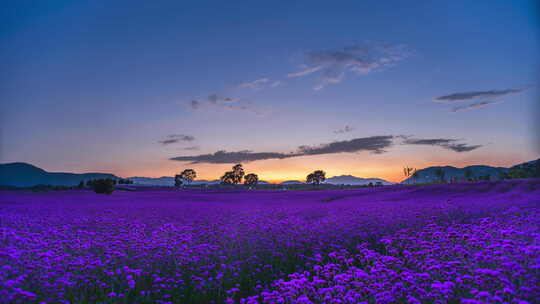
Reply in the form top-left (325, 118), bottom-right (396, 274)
top-left (434, 89), bottom-right (523, 102)
top-left (171, 135), bottom-right (481, 163)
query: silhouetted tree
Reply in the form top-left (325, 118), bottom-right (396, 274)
top-left (306, 170), bottom-right (326, 186)
top-left (434, 168), bottom-right (446, 183)
top-left (403, 166), bottom-right (416, 184)
top-left (536, 161), bottom-right (540, 178)
top-left (244, 173), bottom-right (259, 189)
top-left (221, 164), bottom-right (245, 185)
top-left (221, 171), bottom-right (236, 185)
top-left (174, 174), bottom-right (183, 188)
top-left (180, 169), bottom-right (197, 186)
top-left (232, 164), bottom-right (245, 184)
top-left (77, 181), bottom-right (85, 189)
top-left (91, 178), bottom-right (115, 194)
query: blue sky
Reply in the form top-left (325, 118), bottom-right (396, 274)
top-left (1, 0), bottom-right (538, 181)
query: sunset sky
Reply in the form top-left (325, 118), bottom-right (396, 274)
top-left (1, 0), bottom-right (539, 182)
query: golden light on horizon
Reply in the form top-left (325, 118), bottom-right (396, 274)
top-left (90, 146), bottom-right (533, 184)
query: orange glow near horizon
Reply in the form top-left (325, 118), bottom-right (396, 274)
top-left (75, 147), bottom-right (534, 184)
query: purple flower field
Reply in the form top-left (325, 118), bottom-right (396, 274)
top-left (1, 180), bottom-right (540, 303)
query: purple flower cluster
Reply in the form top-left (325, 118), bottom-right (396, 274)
top-left (0, 180), bottom-right (539, 303)
top-left (245, 208), bottom-right (540, 303)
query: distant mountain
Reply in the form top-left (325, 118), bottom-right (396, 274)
top-left (0, 162), bottom-right (118, 187)
top-left (325, 175), bottom-right (393, 185)
top-left (280, 180), bottom-right (304, 185)
top-left (509, 158), bottom-right (540, 178)
top-left (401, 164), bottom-right (511, 184)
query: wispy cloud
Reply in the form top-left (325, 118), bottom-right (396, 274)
top-left (237, 78), bottom-right (282, 90)
top-left (188, 94), bottom-right (265, 115)
top-left (159, 134), bottom-right (195, 145)
top-left (451, 100), bottom-right (502, 112)
top-left (333, 125), bottom-right (355, 134)
top-left (170, 135), bottom-right (480, 164)
top-left (434, 88), bottom-right (524, 102)
top-left (288, 41), bottom-right (411, 90)
top-left (183, 146), bottom-right (200, 151)
top-left (403, 138), bottom-right (482, 152)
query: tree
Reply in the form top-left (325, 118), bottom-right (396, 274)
top-left (403, 167), bottom-right (417, 184)
top-left (232, 164), bottom-right (245, 184)
top-left (91, 178), bottom-right (115, 194)
top-left (221, 164), bottom-right (245, 185)
top-left (434, 168), bottom-right (446, 183)
top-left (306, 170), bottom-right (326, 186)
top-left (220, 171), bottom-right (236, 185)
top-left (244, 173), bottom-right (259, 189)
top-left (180, 169), bottom-right (197, 186)
top-left (77, 181), bottom-right (85, 189)
top-left (464, 169), bottom-right (474, 182)
top-left (174, 174), bottom-right (183, 188)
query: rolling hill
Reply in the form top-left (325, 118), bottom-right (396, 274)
top-left (0, 163), bottom-right (118, 187)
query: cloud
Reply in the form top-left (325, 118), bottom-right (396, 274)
top-left (434, 88), bottom-right (524, 102)
top-left (171, 135), bottom-right (395, 163)
top-left (237, 78), bottom-right (282, 90)
top-left (171, 135), bottom-right (483, 164)
top-left (237, 78), bottom-right (270, 90)
top-left (288, 41), bottom-right (411, 90)
top-left (451, 100), bottom-right (502, 112)
top-left (171, 150), bottom-right (293, 164)
top-left (333, 125), bottom-right (354, 134)
top-left (297, 135), bottom-right (394, 155)
top-left (183, 146), bottom-right (200, 151)
top-left (187, 94), bottom-right (265, 115)
top-left (190, 100), bottom-right (201, 109)
top-left (159, 134), bottom-right (195, 145)
top-left (403, 138), bottom-right (482, 152)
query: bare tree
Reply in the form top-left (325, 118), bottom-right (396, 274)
top-left (403, 166), bottom-right (416, 184)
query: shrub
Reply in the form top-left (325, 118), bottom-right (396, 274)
top-left (91, 178), bottom-right (115, 194)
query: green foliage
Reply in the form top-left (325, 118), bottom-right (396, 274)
top-left (508, 168), bottom-right (528, 179)
top-left (91, 178), bottom-right (116, 194)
